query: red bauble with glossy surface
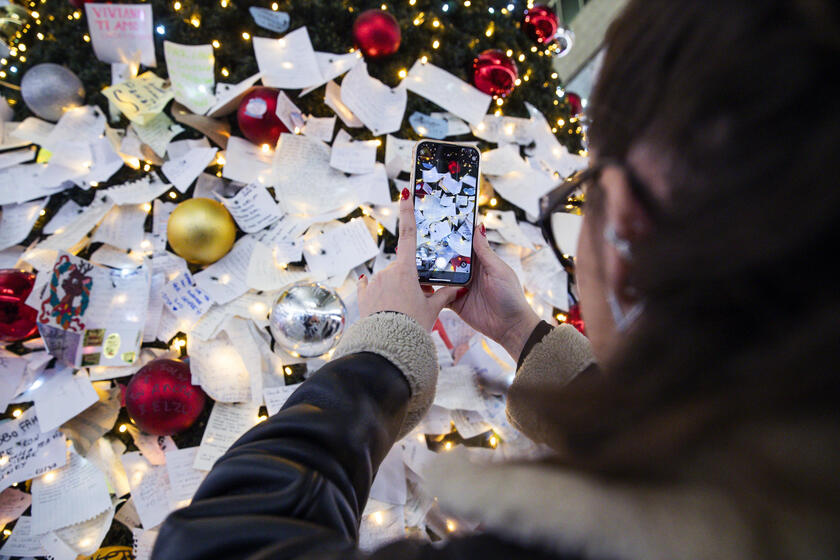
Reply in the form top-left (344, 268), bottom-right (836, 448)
top-left (567, 303), bottom-right (586, 335)
top-left (522, 4), bottom-right (559, 44)
top-left (125, 359), bottom-right (206, 436)
top-left (0, 269), bottom-right (38, 342)
top-left (237, 87), bottom-right (289, 147)
top-left (472, 49), bottom-right (518, 97)
top-left (566, 92), bottom-right (583, 116)
top-left (353, 9), bottom-right (401, 59)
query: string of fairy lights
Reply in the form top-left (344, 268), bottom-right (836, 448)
top-left (2, 0), bottom-right (584, 140)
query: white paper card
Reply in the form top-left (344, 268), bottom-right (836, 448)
top-left (85, 3), bottom-right (156, 67)
top-left (33, 368), bottom-right (99, 433)
top-left (0, 197), bottom-right (45, 252)
top-left (193, 402), bottom-right (259, 471)
top-left (120, 452), bottom-right (173, 530)
top-left (162, 146), bottom-right (218, 192)
top-left (0, 516), bottom-right (47, 556)
top-left (263, 384), bottom-right (299, 416)
top-left (164, 447), bottom-right (207, 508)
top-left (404, 61), bottom-right (492, 126)
top-left (329, 130), bottom-right (377, 174)
top-left (253, 27), bottom-right (322, 89)
top-left (30, 450), bottom-right (112, 534)
top-left (193, 236), bottom-right (255, 305)
top-left (303, 219), bottom-right (379, 278)
top-left (341, 63), bottom-right (406, 136)
top-left (220, 183), bottom-right (283, 233)
top-left (0, 408), bottom-right (67, 490)
top-left (164, 41), bottom-right (216, 115)
top-left (249, 6), bottom-right (290, 33)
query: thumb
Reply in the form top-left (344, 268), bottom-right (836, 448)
top-left (472, 223), bottom-right (502, 272)
top-left (428, 286), bottom-right (461, 311)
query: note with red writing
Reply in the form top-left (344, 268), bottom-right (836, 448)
top-left (85, 3), bottom-right (156, 67)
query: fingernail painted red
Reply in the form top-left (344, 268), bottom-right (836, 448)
top-left (480, 223), bottom-right (486, 237)
top-left (401, 188), bottom-right (410, 200)
top-left (359, 274), bottom-right (365, 280)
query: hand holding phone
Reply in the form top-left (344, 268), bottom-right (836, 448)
top-left (410, 140), bottom-right (481, 286)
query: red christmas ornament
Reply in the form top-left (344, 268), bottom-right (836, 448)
top-left (237, 87), bottom-right (289, 147)
top-left (448, 160), bottom-right (460, 175)
top-left (522, 5), bottom-right (559, 44)
top-left (566, 92), bottom-right (583, 116)
top-left (472, 49), bottom-right (518, 98)
top-left (125, 359), bottom-right (206, 436)
top-left (352, 9), bottom-right (401, 59)
top-left (0, 269), bottom-right (38, 343)
top-left (566, 303), bottom-right (586, 335)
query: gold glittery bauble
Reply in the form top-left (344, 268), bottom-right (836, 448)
top-left (167, 198), bottom-right (236, 265)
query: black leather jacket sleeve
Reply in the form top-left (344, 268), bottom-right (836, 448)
top-left (151, 351), bottom-right (411, 560)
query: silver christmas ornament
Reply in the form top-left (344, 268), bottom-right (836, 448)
top-left (21, 63), bottom-right (85, 122)
top-left (548, 26), bottom-right (575, 58)
top-left (269, 282), bottom-right (346, 358)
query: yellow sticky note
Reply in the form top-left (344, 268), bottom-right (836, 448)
top-left (36, 148), bottom-right (53, 163)
top-left (102, 72), bottom-right (174, 125)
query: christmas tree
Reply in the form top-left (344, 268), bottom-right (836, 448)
top-left (0, 0), bottom-right (587, 555)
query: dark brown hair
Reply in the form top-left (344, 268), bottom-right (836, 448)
top-left (540, 0), bottom-right (840, 484)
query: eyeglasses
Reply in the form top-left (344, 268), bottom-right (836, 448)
top-left (538, 158), bottom-right (661, 266)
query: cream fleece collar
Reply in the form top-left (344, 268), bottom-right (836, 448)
top-left (425, 451), bottom-right (756, 560)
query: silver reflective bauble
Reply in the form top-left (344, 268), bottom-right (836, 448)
top-left (21, 63), bottom-right (85, 122)
top-left (269, 282), bottom-right (346, 358)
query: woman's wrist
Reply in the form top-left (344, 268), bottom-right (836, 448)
top-left (500, 310), bottom-right (542, 363)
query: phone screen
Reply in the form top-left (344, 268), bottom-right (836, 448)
top-left (413, 141), bottom-right (480, 285)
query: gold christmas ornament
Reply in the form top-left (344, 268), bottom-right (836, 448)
top-left (167, 198), bottom-right (236, 265)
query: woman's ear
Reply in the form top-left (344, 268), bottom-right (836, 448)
top-left (600, 166), bottom-right (652, 307)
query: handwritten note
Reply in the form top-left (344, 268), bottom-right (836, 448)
top-left (160, 272), bottom-right (214, 328)
top-left (302, 115), bottom-right (336, 143)
top-left (249, 6), bottom-right (290, 33)
top-left (0, 197), bottom-right (46, 251)
top-left (300, 51), bottom-right (362, 96)
top-left (254, 27), bottom-right (322, 89)
top-left (409, 112), bottom-right (448, 139)
top-left (164, 447), bottom-right (206, 508)
top-left (132, 112), bottom-right (184, 158)
top-left (90, 203), bottom-right (148, 251)
top-left (32, 368), bottom-right (100, 433)
top-left (263, 384), bottom-right (299, 416)
top-left (161, 146), bottom-right (218, 192)
top-left (120, 452), bottom-right (173, 530)
top-left (404, 61), bottom-right (491, 126)
top-left (53, 504), bottom-right (115, 556)
top-left (219, 183), bottom-right (283, 233)
top-left (0, 408), bottom-right (67, 492)
top-left (384, 135), bottom-right (415, 178)
top-left (0, 516), bottom-right (47, 556)
top-left (187, 332), bottom-right (252, 403)
top-left (164, 42), bottom-right (216, 116)
top-left (221, 136), bottom-right (274, 185)
top-left (0, 487), bottom-right (31, 527)
top-left (85, 3), bottom-right (156, 66)
top-left (341, 63), bottom-right (406, 136)
top-left (329, 129), bottom-right (377, 174)
top-left (193, 236), bottom-right (255, 305)
top-left (303, 218), bottom-right (379, 278)
top-left (30, 450), bottom-right (112, 534)
top-left (102, 72), bottom-right (173, 125)
top-left (193, 402), bottom-right (259, 471)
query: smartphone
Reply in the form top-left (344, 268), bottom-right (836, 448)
top-left (410, 140), bottom-right (481, 286)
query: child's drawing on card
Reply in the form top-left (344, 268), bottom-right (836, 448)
top-left (39, 254), bottom-right (94, 333)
